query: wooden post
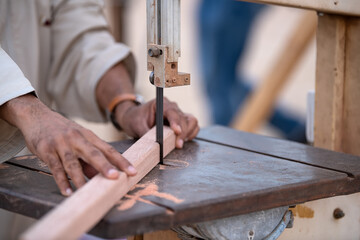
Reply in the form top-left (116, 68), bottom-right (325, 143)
top-left (314, 14), bottom-right (360, 155)
top-left (279, 13), bottom-right (360, 240)
top-left (21, 127), bottom-right (176, 240)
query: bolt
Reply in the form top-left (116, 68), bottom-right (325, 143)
top-left (333, 208), bottom-right (345, 219)
top-left (148, 47), bottom-right (161, 57)
top-left (286, 210), bottom-right (294, 228)
top-left (149, 72), bottom-right (154, 85)
top-left (248, 230), bottom-right (254, 240)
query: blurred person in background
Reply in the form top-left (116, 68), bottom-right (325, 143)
top-left (198, 0), bottom-right (306, 143)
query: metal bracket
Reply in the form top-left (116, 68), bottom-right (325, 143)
top-left (146, 0), bottom-right (190, 88)
top-left (147, 44), bottom-right (190, 88)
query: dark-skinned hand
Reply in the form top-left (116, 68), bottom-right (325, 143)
top-left (115, 97), bottom-right (200, 148)
top-left (0, 94), bottom-right (137, 196)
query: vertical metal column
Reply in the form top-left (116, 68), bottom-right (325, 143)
top-left (155, 0), bottom-right (163, 163)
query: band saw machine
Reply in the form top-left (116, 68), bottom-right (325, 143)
top-left (1, 1), bottom-right (360, 240)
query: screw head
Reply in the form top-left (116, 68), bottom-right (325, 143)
top-left (333, 208), bottom-right (345, 219)
top-left (148, 47), bottom-right (161, 58)
top-left (149, 72), bottom-right (155, 85)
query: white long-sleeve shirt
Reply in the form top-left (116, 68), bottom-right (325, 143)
top-left (0, 0), bottom-right (135, 162)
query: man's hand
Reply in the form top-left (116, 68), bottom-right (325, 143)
top-left (0, 94), bottom-right (137, 196)
top-left (115, 97), bottom-right (200, 149)
top-left (96, 62), bottom-right (200, 148)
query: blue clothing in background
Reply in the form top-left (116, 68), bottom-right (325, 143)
top-left (198, 0), bottom-right (306, 142)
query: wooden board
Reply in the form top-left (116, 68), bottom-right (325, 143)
top-left (315, 14), bottom-right (360, 156)
top-left (241, 0), bottom-right (360, 17)
top-left (20, 127), bottom-right (175, 240)
top-left (2, 126), bottom-right (360, 238)
top-left (277, 14), bottom-right (360, 240)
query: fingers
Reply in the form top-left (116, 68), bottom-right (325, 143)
top-left (38, 144), bottom-right (72, 196)
top-left (23, 108), bottom-right (138, 196)
top-left (79, 159), bottom-right (98, 179)
top-left (56, 142), bottom-right (86, 189)
top-left (47, 154), bottom-right (73, 196)
top-left (36, 126), bottom-right (137, 196)
top-left (81, 130), bottom-right (137, 176)
top-left (163, 98), bottom-right (200, 148)
top-left (184, 114), bottom-right (200, 141)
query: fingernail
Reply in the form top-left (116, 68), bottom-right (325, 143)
top-left (175, 124), bottom-right (182, 133)
top-left (127, 166), bottom-right (137, 175)
top-left (65, 188), bottom-right (73, 196)
top-left (177, 139), bottom-right (184, 148)
top-left (107, 168), bottom-right (119, 178)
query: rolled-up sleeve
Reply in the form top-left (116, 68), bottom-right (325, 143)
top-left (48, 0), bottom-right (136, 122)
top-left (0, 47), bottom-right (34, 162)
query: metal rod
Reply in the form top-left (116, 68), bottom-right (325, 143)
top-left (156, 87), bottom-right (164, 164)
top-left (157, 0), bottom-right (161, 45)
top-left (155, 0), bottom-right (163, 163)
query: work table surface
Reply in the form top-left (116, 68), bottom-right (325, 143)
top-left (1, 126), bottom-right (360, 238)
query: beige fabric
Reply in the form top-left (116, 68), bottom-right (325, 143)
top-left (0, 47), bottom-right (34, 161)
top-left (0, 0), bottom-right (135, 163)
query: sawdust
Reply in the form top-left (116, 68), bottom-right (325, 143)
top-left (37, 160), bottom-right (49, 169)
top-left (117, 183), bottom-right (184, 211)
top-left (291, 205), bottom-right (314, 218)
top-left (13, 155), bottom-right (37, 161)
top-left (0, 164), bottom-right (9, 170)
top-left (159, 159), bottom-right (189, 170)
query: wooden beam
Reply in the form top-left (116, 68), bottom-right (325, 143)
top-left (281, 14), bottom-right (360, 240)
top-left (314, 14), bottom-right (360, 156)
top-left (241, 0), bottom-right (360, 17)
top-left (314, 14), bottom-right (346, 152)
top-left (20, 127), bottom-right (176, 240)
top-left (341, 17), bottom-right (360, 155)
top-left (232, 11), bottom-right (317, 132)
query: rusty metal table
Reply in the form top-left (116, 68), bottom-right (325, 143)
top-left (1, 126), bottom-right (360, 238)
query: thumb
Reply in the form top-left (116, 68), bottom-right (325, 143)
top-left (137, 121), bottom-right (151, 137)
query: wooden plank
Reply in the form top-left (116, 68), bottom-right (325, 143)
top-left (2, 127), bottom-right (360, 238)
top-left (90, 200), bottom-right (169, 238)
top-left (144, 230), bottom-right (179, 240)
top-left (198, 126), bottom-right (360, 176)
top-left (20, 127), bottom-right (175, 240)
top-left (240, 0), bottom-right (360, 17)
top-left (89, 134), bottom-right (360, 238)
top-left (314, 14), bottom-right (346, 152)
top-left (341, 17), bottom-right (360, 155)
top-left (0, 163), bottom-right (62, 219)
top-left (7, 140), bottom-right (135, 175)
top-left (140, 139), bottom-right (360, 221)
top-left (315, 14), bottom-right (360, 156)
top-left (281, 15), bottom-right (360, 240)
top-left (232, 11), bottom-right (317, 132)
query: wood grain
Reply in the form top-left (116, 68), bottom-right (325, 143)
top-left (341, 17), bottom-right (360, 155)
top-left (20, 127), bottom-right (175, 240)
top-left (3, 126), bottom-right (360, 238)
top-left (314, 14), bottom-right (346, 152)
top-left (315, 14), bottom-right (360, 156)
